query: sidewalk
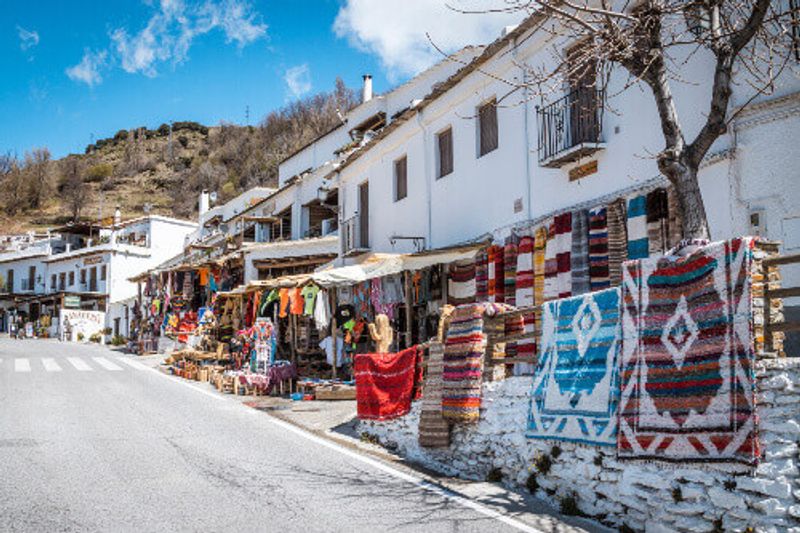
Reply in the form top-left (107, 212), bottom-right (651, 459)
top-left (132, 350), bottom-right (608, 532)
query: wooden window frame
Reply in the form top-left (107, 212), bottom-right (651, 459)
top-left (477, 98), bottom-right (498, 157)
top-left (394, 155), bottom-right (408, 202)
top-left (437, 127), bottom-right (453, 178)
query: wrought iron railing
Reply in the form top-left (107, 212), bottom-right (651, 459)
top-left (537, 88), bottom-right (605, 164)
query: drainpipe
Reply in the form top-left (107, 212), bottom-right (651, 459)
top-left (416, 111), bottom-right (432, 249)
top-left (514, 39), bottom-right (534, 222)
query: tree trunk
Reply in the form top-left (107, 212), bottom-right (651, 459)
top-left (662, 161), bottom-right (710, 241)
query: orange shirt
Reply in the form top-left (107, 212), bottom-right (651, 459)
top-left (289, 287), bottom-right (304, 315)
top-left (279, 288), bottom-right (290, 318)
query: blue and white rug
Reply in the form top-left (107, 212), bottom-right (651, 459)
top-left (526, 287), bottom-right (621, 446)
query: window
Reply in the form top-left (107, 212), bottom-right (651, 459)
top-left (28, 266), bottom-right (35, 290)
top-left (394, 156), bottom-right (408, 202)
top-left (80, 269), bottom-right (86, 285)
top-left (69, 272), bottom-right (75, 286)
top-left (437, 128), bottom-right (453, 178)
top-left (59, 273), bottom-right (66, 291)
top-left (101, 265), bottom-right (107, 281)
top-left (50, 274), bottom-right (56, 289)
top-left (478, 99), bottom-right (498, 157)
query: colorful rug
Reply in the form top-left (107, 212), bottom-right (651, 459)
top-left (526, 288), bottom-right (621, 446)
top-left (354, 346), bottom-right (421, 421)
top-left (475, 249), bottom-right (489, 301)
top-left (515, 236), bottom-right (536, 373)
top-left (488, 245), bottom-right (504, 303)
top-left (448, 259), bottom-right (477, 306)
top-left (588, 206), bottom-right (610, 290)
top-left (607, 198), bottom-right (628, 285)
top-left (418, 342), bottom-right (451, 448)
top-left (618, 238), bottom-right (759, 464)
top-left (571, 209), bottom-right (590, 296)
top-left (555, 212), bottom-right (573, 298)
top-left (646, 187), bottom-right (669, 256)
top-left (543, 219), bottom-right (559, 300)
top-left (627, 194), bottom-right (648, 260)
top-left (504, 241), bottom-right (518, 306)
top-left (442, 303), bottom-right (488, 423)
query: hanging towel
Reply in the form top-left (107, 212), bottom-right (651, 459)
top-left (554, 212), bottom-right (573, 299)
top-left (448, 259), bottom-right (476, 306)
top-left (570, 209), bottom-right (590, 296)
top-left (646, 187), bottom-right (670, 256)
top-left (533, 226), bottom-right (548, 305)
top-left (626, 194), bottom-right (648, 260)
top-left (588, 206), bottom-right (610, 290)
top-left (666, 185), bottom-right (683, 248)
top-left (606, 197), bottom-right (628, 285)
top-left (475, 249), bottom-right (489, 301)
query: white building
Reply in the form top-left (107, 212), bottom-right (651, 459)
top-left (0, 215), bottom-right (197, 338)
top-left (330, 13), bottom-right (800, 284)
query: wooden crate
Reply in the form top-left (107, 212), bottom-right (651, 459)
top-left (315, 386), bottom-right (356, 401)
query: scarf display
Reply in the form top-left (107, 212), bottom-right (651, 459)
top-left (646, 187), bottom-right (670, 256)
top-left (606, 197), bottom-right (628, 285)
top-left (570, 209), bottom-right (590, 296)
top-left (618, 238), bottom-right (759, 465)
top-left (527, 287), bottom-right (621, 446)
top-left (418, 342), bottom-right (451, 448)
top-left (588, 206), bottom-right (610, 291)
top-left (626, 194), bottom-right (648, 260)
top-left (448, 259), bottom-right (477, 306)
top-left (554, 212), bottom-right (573, 299)
top-left (354, 345), bottom-right (421, 421)
top-left (442, 303), bottom-right (489, 423)
top-left (475, 249), bottom-right (489, 301)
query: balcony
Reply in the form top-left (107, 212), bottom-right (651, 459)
top-left (537, 88), bottom-right (605, 168)
top-left (342, 215), bottom-right (369, 257)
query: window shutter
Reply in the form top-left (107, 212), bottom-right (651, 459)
top-left (438, 128), bottom-right (453, 177)
top-left (479, 101), bottom-right (498, 156)
top-left (395, 156), bottom-right (407, 201)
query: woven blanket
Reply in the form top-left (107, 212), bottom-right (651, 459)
top-left (588, 206), bottom-right (610, 291)
top-left (354, 346), bottom-right (421, 421)
top-left (515, 236), bottom-right (536, 372)
top-left (543, 219), bottom-right (558, 300)
top-left (607, 198), bottom-right (628, 285)
top-left (442, 303), bottom-right (488, 423)
top-left (555, 212), bottom-right (573, 299)
top-left (527, 288), bottom-right (621, 446)
top-left (418, 342), bottom-right (451, 448)
top-left (488, 245), bottom-right (504, 303)
top-left (475, 249), bottom-right (489, 301)
top-left (627, 194), bottom-right (648, 260)
top-left (504, 241), bottom-right (518, 306)
top-left (534, 226), bottom-right (548, 305)
top-left (571, 209), bottom-right (590, 296)
top-left (647, 188), bottom-right (669, 256)
top-left (448, 259), bottom-right (477, 306)
top-left (618, 238), bottom-right (759, 464)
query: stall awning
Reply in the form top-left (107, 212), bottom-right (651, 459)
top-left (312, 253), bottom-right (405, 288)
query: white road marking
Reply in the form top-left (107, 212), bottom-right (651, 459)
top-left (152, 359), bottom-right (542, 532)
top-left (67, 357), bottom-right (92, 371)
top-left (117, 358), bottom-right (149, 371)
top-left (42, 358), bottom-right (62, 372)
top-left (92, 357), bottom-right (123, 371)
top-left (14, 358), bottom-right (31, 373)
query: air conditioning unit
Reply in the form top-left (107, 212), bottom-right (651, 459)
top-left (321, 218), bottom-right (337, 236)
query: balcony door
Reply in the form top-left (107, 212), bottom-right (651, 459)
top-left (567, 43), bottom-right (599, 146)
top-left (90, 267), bottom-right (98, 292)
top-left (358, 181), bottom-right (369, 249)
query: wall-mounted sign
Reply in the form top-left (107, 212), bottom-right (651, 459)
top-left (64, 295), bottom-right (81, 309)
top-left (568, 160), bottom-right (598, 181)
top-left (84, 256), bottom-right (103, 266)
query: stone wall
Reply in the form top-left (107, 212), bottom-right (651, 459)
top-left (360, 358), bottom-right (800, 532)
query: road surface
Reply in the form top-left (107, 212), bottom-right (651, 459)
top-left (0, 338), bottom-right (597, 532)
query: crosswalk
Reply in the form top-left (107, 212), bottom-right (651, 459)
top-left (1, 356), bottom-right (145, 374)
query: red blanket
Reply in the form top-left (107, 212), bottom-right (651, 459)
top-left (354, 346), bottom-right (421, 421)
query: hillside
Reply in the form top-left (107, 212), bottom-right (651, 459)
top-left (0, 79), bottom-right (358, 232)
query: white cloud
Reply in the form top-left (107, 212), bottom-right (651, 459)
top-left (17, 25), bottom-right (39, 51)
top-left (284, 64), bottom-right (312, 99)
top-left (66, 49), bottom-right (108, 87)
top-left (106, 0), bottom-right (267, 77)
top-left (333, 0), bottom-right (529, 79)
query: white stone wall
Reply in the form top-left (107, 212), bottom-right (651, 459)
top-left (360, 358), bottom-right (800, 532)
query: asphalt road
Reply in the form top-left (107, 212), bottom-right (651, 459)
top-left (0, 338), bottom-right (595, 533)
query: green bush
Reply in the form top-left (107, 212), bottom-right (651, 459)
top-left (86, 163), bottom-right (113, 183)
top-left (111, 335), bottom-right (126, 346)
top-left (157, 123), bottom-right (170, 136)
top-left (113, 129), bottom-right (129, 141)
top-left (77, 332), bottom-right (85, 342)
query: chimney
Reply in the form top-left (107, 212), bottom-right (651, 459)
top-left (199, 190), bottom-right (210, 218)
top-left (362, 75), bottom-right (373, 103)
top-left (114, 206), bottom-right (122, 226)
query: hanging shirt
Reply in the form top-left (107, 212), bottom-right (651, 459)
top-left (319, 336), bottom-right (344, 367)
top-left (289, 287), bottom-right (304, 316)
top-left (198, 268), bottom-right (210, 287)
top-left (279, 288), bottom-right (290, 318)
top-left (313, 289), bottom-right (330, 331)
top-left (301, 284), bottom-right (320, 316)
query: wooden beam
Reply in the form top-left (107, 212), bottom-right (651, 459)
top-left (765, 287), bottom-right (800, 299)
top-left (762, 253), bottom-right (800, 267)
top-left (768, 322), bottom-right (800, 333)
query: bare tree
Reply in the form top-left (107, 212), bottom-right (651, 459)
top-left (0, 154), bottom-right (26, 216)
top-left (59, 157), bottom-right (90, 221)
top-left (459, 0), bottom-right (797, 239)
top-left (23, 147), bottom-right (52, 209)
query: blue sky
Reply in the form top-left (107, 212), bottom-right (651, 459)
top-left (1, 0), bottom-right (526, 158)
